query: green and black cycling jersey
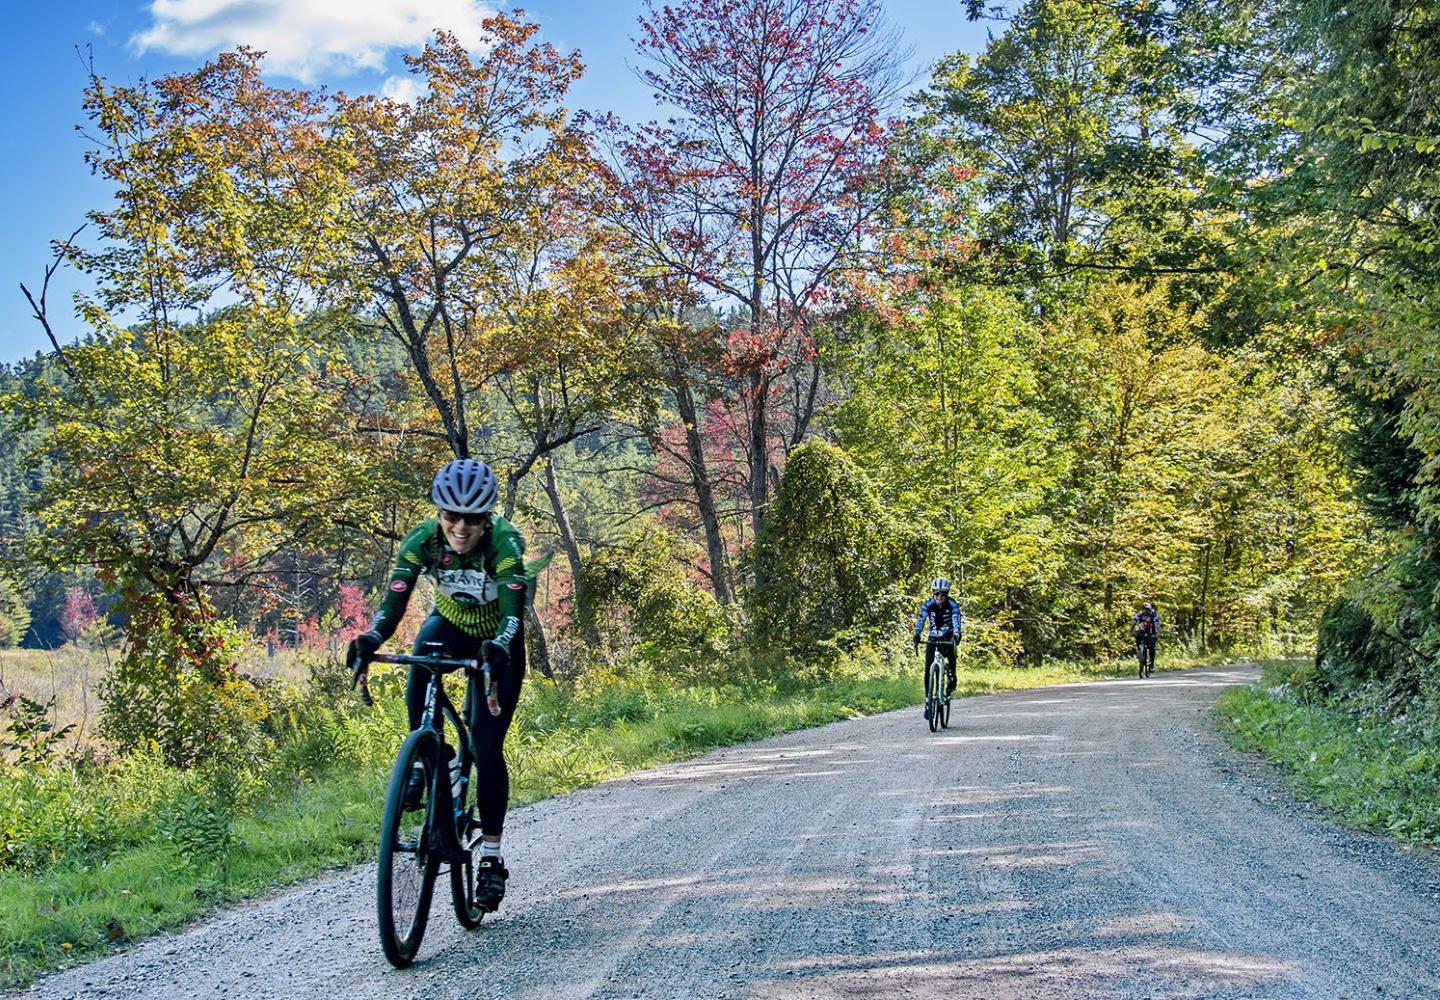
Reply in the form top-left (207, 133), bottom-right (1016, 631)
top-left (368, 515), bottom-right (527, 653)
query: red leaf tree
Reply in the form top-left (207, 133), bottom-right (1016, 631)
top-left (615, 0), bottom-right (904, 544)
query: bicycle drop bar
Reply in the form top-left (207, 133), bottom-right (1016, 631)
top-left (370, 651), bottom-right (479, 671)
top-left (368, 651), bottom-right (502, 717)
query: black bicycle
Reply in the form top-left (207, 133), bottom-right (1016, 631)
top-left (1135, 635), bottom-right (1156, 678)
top-left (362, 643), bottom-right (502, 968)
top-left (924, 637), bottom-right (955, 732)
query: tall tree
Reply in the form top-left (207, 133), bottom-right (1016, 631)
top-left (338, 18), bottom-right (587, 465)
top-left (914, 0), bottom-right (1213, 288)
top-left (614, 0), bottom-right (905, 540)
top-left (10, 53), bottom-right (357, 620)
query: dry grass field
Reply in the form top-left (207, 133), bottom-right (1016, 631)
top-left (0, 646), bottom-right (112, 745)
top-left (0, 643), bottom-right (328, 746)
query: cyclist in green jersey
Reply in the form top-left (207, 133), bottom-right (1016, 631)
top-left (347, 458), bottom-right (526, 912)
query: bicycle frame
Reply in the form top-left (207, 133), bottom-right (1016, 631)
top-left (372, 649), bottom-right (496, 866)
top-left (922, 636), bottom-right (956, 731)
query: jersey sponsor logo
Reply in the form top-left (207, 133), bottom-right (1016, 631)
top-left (436, 567), bottom-right (496, 605)
top-left (442, 553), bottom-right (454, 567)
top-left (495, 616), bottom-right (520, 647)
top-left (506, 582), bottom-right (525, 591)
top-left (390, 580), bottom-right (409, 592)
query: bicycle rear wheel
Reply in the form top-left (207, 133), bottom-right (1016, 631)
top-left (444, 704), bottom-right (485, 930)
top-left (377, 730), bottom-right (440, 968)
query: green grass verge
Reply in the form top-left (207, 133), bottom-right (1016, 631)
top-left (2, 651), bottom-right (1205, 986)
top-left (1218, 661), bottom-right (1440, 846)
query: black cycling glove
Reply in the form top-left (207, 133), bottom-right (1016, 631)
top-left (347, 631), bottom-right (381, 687)
top-left (484, 639), bottom-right (510, 674)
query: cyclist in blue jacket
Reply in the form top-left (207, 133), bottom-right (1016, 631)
top-left (1133, 602), bottom-right (1161, 672)
top-left (914, 578), bottom-right (963, 696)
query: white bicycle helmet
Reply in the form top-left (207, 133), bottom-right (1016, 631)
top-left (431, 459), bottom-right (498, 514)
top-left (931, 577), bottom-right (950, 594)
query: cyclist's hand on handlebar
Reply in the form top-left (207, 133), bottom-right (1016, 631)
top-left (347, 631), bottom-right (381, 689)
top-left (484, 640), bottom-right (509, 673)
top-left (912, 636), bottom-right (921, 655)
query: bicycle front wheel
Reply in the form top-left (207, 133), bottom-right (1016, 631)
top-left (377, 730), bottom-right (441, 968)
top-left (927, 660), bottom-right (941, 733)
top-left (939, 681), bottom-right (951, 729)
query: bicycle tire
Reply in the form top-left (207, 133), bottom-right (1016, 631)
top-left (927, 658), bottom-right (940, 733)
top-left (939, 684), bottom-right (951, 729)
top-left (377, 730), bottom-right (441, 968)
top-left (442, 703), bottom-right (485, 930)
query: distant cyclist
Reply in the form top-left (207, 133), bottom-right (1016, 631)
top-left (914, 578), bottom-right (963, 700)
top-left (1133, 601), bottom-right (1161, 674)
top-left (347, 458), bottom-right (526, 913)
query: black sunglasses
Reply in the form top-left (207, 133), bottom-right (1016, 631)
top-left (439, 509), bottom-right (490, 527)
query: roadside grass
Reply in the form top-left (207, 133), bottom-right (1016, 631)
top-left (1, 647), bottom-right (1225, 986)
top-left (1218, 660), bottom-right (1440, 846)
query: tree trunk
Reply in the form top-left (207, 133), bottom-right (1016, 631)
top-left (543, 457), bottom-right (602, 647)
top-left (543, 458), bottom-right (582, 582)
top-left (526, 606), bottom-right (554, 679)
top-left (1198, 544), bottom-right (1211, 651)
top-left (748, 369), bottom-right (769, 543)
top-left (672, 375), bottom-right (733, 604)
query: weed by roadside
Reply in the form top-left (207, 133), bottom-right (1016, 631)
top-left (1218, 660), bottom-right (1440, 845)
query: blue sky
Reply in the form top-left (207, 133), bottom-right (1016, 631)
top-left (0, 1), bottom-right (987, 364)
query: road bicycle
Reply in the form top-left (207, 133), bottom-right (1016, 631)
top-left (361, 643), bottom-right (502, 968)
top-left (924, 637), bottom-right (955, 732)
top-left (1135, 635), bottom-right (1156, 678)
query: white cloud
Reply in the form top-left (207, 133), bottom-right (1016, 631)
top-left (381, 74), bottom-right (426, 104)
top-left (131, 0), bottom-right (497, 83)
top-left (86, 20), bottom-right (106, 37)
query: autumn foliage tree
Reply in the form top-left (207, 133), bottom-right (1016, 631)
top-left (614, 0), bottom-right (905, 541)
top-left (12, 53), bottom-right (358, 614)
top-left (338, 18), bottom-right (590, 469)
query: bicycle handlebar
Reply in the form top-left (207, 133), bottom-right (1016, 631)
top-left (370, 651), bottom-right (480, 672)
top-left (363, 648), bottom-right (502, 717)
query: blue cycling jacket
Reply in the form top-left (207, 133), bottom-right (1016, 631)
top-left (1133, 609), bottom-right (1161, 637)
top-left (915, 597), bottom-right (963, 642)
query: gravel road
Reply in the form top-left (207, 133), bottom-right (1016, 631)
top-left (17, 665), bottom-right (1440, 999)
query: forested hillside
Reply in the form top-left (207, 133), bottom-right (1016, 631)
top-left (0, 0), bottom-right (1435, 976)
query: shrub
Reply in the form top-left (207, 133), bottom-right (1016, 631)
top-left (575, 523), bottom-right (731, 677)
top-left (99, 595), bottom-right (270, 770)
top-left (747, 440), bottom-right (928, 668)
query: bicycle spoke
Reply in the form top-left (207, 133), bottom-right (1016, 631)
top-left (388, 779), bottom-right (431, 940)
